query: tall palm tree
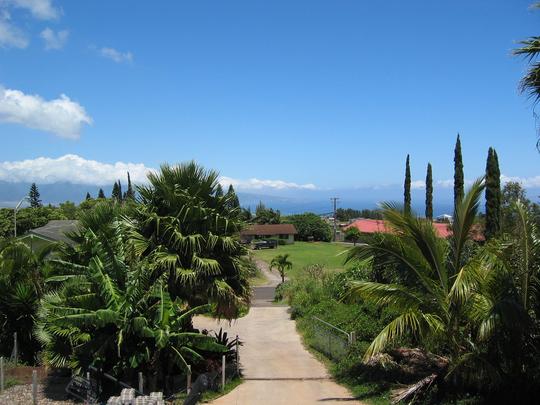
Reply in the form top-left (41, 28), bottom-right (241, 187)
top-left (270, 254), bottom-right (292, 283)
top-left (127, 162), bottom-right (251, 319)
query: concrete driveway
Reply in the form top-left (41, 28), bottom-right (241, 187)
top-left (194, 261), bottom-right (362, 404)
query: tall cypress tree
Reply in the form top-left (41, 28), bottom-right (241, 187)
top-left (425, 163), bottom-right (433, 221)
top-left (404, 154), bottom-right (411, 214)
top-left (454, 134), bottom-right (464, 208)
top-left (111, 182), bottom-right (120, 201)
top-left (98, 188), bottom-right (106, 199)
top-left (125, 172), bottom-right (134, 200)
top-left (117, 181), bottom-right (123, 202)
top-left (485, 147), bottom-right (502, 240)
top-left (28, 183), bottom-right (42, 208)
top-left (86, 192), bottom-right (92, 200)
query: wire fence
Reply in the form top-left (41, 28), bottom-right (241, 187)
top-left (309, 316), bottom-right (356, 360)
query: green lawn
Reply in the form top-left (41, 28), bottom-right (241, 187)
top-left (253, 241), bottom-right (352, 277)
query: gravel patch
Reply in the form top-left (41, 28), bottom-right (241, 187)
top-left (0, 383), bottom-right (78, 405)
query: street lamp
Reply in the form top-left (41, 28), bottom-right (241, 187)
top-left (14, 196), bottom-right (30, 238)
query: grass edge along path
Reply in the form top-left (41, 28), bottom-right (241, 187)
top-left (254, 241), bottom-right (392, 405)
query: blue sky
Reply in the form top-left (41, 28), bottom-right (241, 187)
top-left (0, 0), bottom-right (539, 195)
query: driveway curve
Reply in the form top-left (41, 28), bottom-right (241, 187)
top-left (194, 260), bottom-right (362, 404)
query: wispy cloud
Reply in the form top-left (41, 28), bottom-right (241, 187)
top-left (0, 0), bottom-right (60, 48)
top-left (501, 174), bottom-right (540, 188)
top-left (0, 11), bottom-right (28, 48)
top-left (8, 0), bottom-right (60, 20)
top-left (0, 85), bottom-right (92, 139)
top-left (40, 27), bottom-right (68, 50)
top-left (100, 47), bottom-right (133, 63)
top-left (411, 180), bottom-right (425, 190)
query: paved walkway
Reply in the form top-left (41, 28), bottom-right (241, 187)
top-left (194, 260), bottom-right (362, 404)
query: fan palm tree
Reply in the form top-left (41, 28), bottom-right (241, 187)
top-left (270, 254), bottom-right (292, 283)
top-left (515, 35), bottom-right (540, 104)
top-left (514, 2), bottom-right (540, 104)
top-left (126, 162), bottom-right (251, 319)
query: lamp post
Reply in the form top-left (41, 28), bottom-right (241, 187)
top-left (14, 196), bottom-right (30, 238)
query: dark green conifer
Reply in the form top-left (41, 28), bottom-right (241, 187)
top-left (454, 134), bottom-right (464, 208)
top-left (117, 181), bottom-right (123, 202)
top-left (125, 172), bottom-right (135, 200)
top-left (86, 192), bottom-right (92, 200)
top-left (111, 182), bottom-right (120, 201)
top-left (28, 183), bottom-right (42, 208)
top-left (425, 163), bottom-right (433, 221)
top-left (215, 184), bottom-right (224, 198)
top-left (226, 184), bottom-right (240, 210)
top-left (404, 155), bottom-right (411, 214)
top-left (485, 147), bottom-right (502, 240)
top-left (98, 188), bottom-right (106, 199)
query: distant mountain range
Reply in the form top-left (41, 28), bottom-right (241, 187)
top-left (1, 180), bottom-right (535, 216)
top-left (0, 181), bottom-right (457, 216)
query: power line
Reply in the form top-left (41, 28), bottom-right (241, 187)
top-left (330, 197), bottom-right (340, 241)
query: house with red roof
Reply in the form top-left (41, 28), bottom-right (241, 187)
top-left (343, 218), bottom-right (483, 241)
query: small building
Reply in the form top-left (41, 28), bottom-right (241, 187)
top-left (19, 220), bottom-right (79, 251)
top-left (240, 224), bottom-right (298, 244)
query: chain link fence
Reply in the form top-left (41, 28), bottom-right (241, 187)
top-left (309, 316), bottom-right (356, 361)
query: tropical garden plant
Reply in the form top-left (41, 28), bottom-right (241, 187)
top-left (345, 178), bottom-right (540, 398)
top-left (36, 203), bottom-right (227, 393)
top-left (270, 254), bottom-right (292, 283)
top-left (0, 239), bottom-right (57, 363)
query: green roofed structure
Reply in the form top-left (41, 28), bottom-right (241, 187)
top-left (19, 220), bottom-right (79, 251)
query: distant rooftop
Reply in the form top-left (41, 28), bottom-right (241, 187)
top-left (344, 218), bottom-right (483, 241)
top-left (28, 220), bottom-right (79, 244)
top-left (241, 224), bottom-right (298, 236)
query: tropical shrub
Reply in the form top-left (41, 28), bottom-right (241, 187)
top-left (283, 213), bottom-right (332, 242)
top-left (345, 180), bottom-right (540, 400)
top-left (36, 206), bottom-right (226, 394)
top-left (0, 240), bottom-right (57, 363)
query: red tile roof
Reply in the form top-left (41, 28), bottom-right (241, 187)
top-left (344, 218), bottom-right (482, 241)
top-left (241, 224), bottom-right (298, 236)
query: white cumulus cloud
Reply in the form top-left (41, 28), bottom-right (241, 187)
top-left (0, 155), bottom-right (318, 191)
top-left (0, 85), bottom-right (92, 138)
top-left (0, 155), bottom-right (155, 185)
top-left (220, 176), bottom-right (317, 190)
top-left (40, 27), bottom-right (67, 49)
top-left (100, 47), bottom-right (133, 63)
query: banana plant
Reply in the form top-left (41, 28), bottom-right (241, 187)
top-left (36, 206), bottom-right (227, 390)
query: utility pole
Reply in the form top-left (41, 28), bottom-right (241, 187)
top-left (330, 197), bottom-right (339, 241)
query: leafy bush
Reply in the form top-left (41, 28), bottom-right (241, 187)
top-left (282, 213), bottom-right (332, 242)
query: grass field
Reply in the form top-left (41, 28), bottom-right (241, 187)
top-left (253, 241), bottom-right (352, 277)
